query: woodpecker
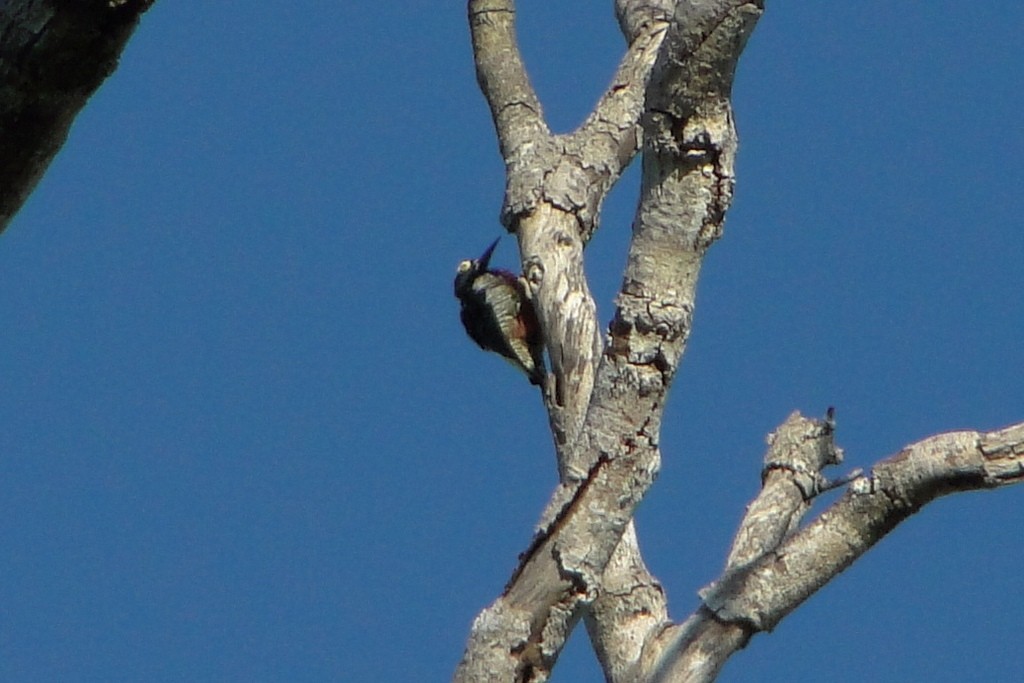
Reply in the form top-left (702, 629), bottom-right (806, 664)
top-left (454, 238), bottom-right (546, 385)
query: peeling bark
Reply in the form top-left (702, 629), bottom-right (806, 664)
top-left (456, 2), bottom-right (761, 681)
top-left (455, 1), bottom-right (1021, 682)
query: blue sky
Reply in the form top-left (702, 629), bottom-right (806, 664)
top-left (1, 2), bottom-right (1021, 681)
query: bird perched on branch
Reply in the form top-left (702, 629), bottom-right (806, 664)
top-left (454, 238), bottom-right (546, 386)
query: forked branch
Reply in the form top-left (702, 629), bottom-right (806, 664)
top-left (635, 419), bottom-right (1024, 682)
top-left (456, 2), bottom-right (762, 681)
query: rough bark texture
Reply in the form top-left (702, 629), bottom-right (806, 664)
top-left (455, 2), bottom-right (1022, 682)
top-left (722, 410), bottom-right (845, 572)
top-left (702, 422), bottom-right (1024, 633)
top-left (4, 1), bottom-right (1017, 681)
top-left (456, 2), bottom-right (761, 681)
top-left (639, 421), bottom-right (1024, 683)
top-left (0, 0), bottom-right (153, 234)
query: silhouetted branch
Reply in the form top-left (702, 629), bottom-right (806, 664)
top-left (0, 0), bottom-right (154, 233)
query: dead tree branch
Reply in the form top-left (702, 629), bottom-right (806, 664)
top-left (635, 419), bottom-right (1024, 682)
top-left (456, 2), bottom-right (762, 681)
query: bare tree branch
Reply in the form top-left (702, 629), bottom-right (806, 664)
top-left (704, 421), bottom-right (1024, 631)
top-left (518, 204), bottom-right (603, 458)
top-left (723, 410), bottom-right (843, 571)
top-left (568, 3), bottom-right (671, 243)
top-left (463, 2), bottom-right (1020, 682)
top-left (468, 0), bottom-right (547, 159)
top-left (469, 0), bottom-right (599, 455)
top-left (469, 0), bottom-right (679, 460)
top-left (636, 420), bottom-right (1024, 682)
top-left (455, 2), bottom-right (762, 681)
top-left (576, 4), bottom-right (704, 677)
top-left (0, 0), bottom-right (154, 234)
top-left (584, 524), bottom-right (668, 683)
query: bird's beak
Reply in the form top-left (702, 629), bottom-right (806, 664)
top-left (477, 236), bottom-right (501, 270)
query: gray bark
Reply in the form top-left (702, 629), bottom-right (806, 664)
top-left (456, 1), bottom-right (760, 681)
top-left (455, 1), bottom-right (1024, 682)
top-left (0, 0), bottom-right (153, 234)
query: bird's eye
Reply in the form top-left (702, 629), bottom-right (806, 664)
top-left (457, 261), bottom-right (472, 273)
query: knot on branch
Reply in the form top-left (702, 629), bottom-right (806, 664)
top-left (608, 291), bottom-right (692, 382)
top-left (523, 255), bottom-right (545, 288)
top-left (616, 281), bottom-right (693, 338)
top-left (502, 137), bottom-right (609, 241)
top-left (640, 102), bottom-right (737, 252)
top-left (645, 101), bottom-right (732, 159)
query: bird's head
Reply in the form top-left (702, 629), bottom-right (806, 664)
top-left (454, 237), bottom-right (500, 297)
